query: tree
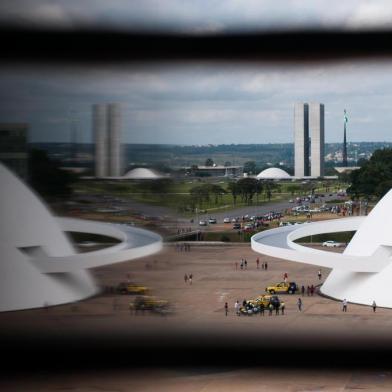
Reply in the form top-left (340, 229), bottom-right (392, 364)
top-left (209, 184), bottom-right (226, 204)
top-left (205, 158), bottom-right (214, 167)
top-left (227, 181), bottom-right (240, 205)
top-left (287, 184), bottom-right (300, 196)
top-left (29, 149), bottom-right (76, 200)
top-left (237, 177), bottom-right (259, 204)
top-left (263, 180), bottom-right (277, 201)
top-left (243, 161), bottom-right (257, 174)
top-left (347, 148), bottom-right (392, 199)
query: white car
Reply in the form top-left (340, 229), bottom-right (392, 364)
top-left (322, 240), bottom-right (341, 247)
top-left (199, 220), bottom-right (207, 226)
top-left (223, 217), bottom-right (231, 223)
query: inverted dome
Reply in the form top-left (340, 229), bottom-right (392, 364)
top-left (256, 167), bottom-right (291, 179)
top-left (123, 168), bottom-right (163, 179)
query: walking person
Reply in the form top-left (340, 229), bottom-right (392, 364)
top-left (224, 302), bottom-right (228, 316)
top-left (318, 269), bottom-right (322, 280)
top-left (297, 298), bottom-right (302, 312)
top-left (268, 303), bottom-right (273, 316)
top-left (310, 285), bottom-right (314, 296)
top-left (259, 303), bottom-right (265, 316)
top-left (342, 298), bottom-right (347, 312)
top-left (307, 286), bottom-right (310, 296)
top-left (184, 273), bottom-right (188, 284)
top-left (256, 258), bottom-right (260, 269)
top-left (301, 285), bottom-right (305, 296)
top-left (261, 262), bottom-right (265, 270)
top-left (240, 260), bottom-right (244, 270)
top-left (189, 273), bottom-right (193, 285)
top-left (281, 302), bottom-right (285, 315)
top-left (372, 300), bottom-right (377, 312)
top-left (244, 260), bottom-right (248, 270)
top-left (265, 262), bottom-right (268, 270)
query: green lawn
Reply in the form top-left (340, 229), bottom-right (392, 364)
top-left (73, 179), bottom-right (348, 217)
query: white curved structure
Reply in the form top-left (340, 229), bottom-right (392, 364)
top-left (123, 167), bottom-right (164, 179)
top-left (252, 189), bottom-right (392, 307)
top-left (0, 164), bottom-right (162, 312)
top-left (256, 167), bottom-right (291, 179)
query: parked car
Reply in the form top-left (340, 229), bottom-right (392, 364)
top-left (232, 223), bottom-right (241, 230)
top-left (322, 240), bottom-right (342, 247)
top-left (208, 218), bottom-right (217, 224)
top-left (199, 220), bottom-right (207, 226)
top-left (223, 217), bottom-right (231, 223)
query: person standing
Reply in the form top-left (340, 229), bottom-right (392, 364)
top-left (184, 273), bottom-right (188, 284)
top-left (261, 262), bottom-right (265, 270)
top-left (310, 285), bottom-right (314, 296)
top-left (265, 262), bottom-right (268, 270)
top-left (301, 285), bottom-right (305, 296)
top-left (259, 303), bottom-right (265, 316)
top-left (235, 300), bottom-right (240, 316)
top-left (224, 302), bottom-right (228, 316)
top-left (244, 260), bottom-right (248, 270)
top-left (189, 273), bottom-right (193, 285)
top-left (297, 298), bottom-right (302, 311)
top-left (281, 302), bottom-right (285, 315)
top-left (307, 286), bottom-right (310, 296)
top-left (342, 298), bottom-right (347, 312)
top-left (318, 269), bottom-right (322, 280)
top-left (372, 300), bottom-right (377, 312)
top-left (256, 258), bottom-right (260, 269)
top-left (268, 303), bottom-right (273, 316)
top-left (240, 260), bottom-right (244, 270)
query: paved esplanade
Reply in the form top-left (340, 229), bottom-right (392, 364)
top-left (252, 188), bottom-right (392, 308)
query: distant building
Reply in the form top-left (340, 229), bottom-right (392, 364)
top-left (185, 165), bottom-right (243, 177)
top-left (256, 167), bottom-right (291, 180)
top-left (0, 123), bottom-right (28, 180)
top-left (294, 102), bottom-right (325, 178)
top-left (294, 103), bottom-right (309, 177)
top-left (309, 103), bottom-right (325, 177)
top-left (93, 103), bottom-right (122, 177)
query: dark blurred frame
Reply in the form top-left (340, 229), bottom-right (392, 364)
top-left (1, 26), bottom-right (392, 372)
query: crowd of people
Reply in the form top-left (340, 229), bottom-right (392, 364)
top-left (176, 243), bottom-right (191, 252)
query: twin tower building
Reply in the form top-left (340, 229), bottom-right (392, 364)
top-left (294, 103), bottom-right (325, 178)
top-left (93, 103), bottom-right (122, 177)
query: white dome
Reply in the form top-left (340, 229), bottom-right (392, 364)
top-left (256, 167), bottom-right (291, 179)
top-left (123, 168), bottom-right (163, 179)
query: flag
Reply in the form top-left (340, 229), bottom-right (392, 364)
top-left (344, 110), bottom-right (348, 123)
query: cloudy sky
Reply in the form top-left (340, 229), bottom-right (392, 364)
top-left (1, 1), bottom-right (392, 145)
top-left (1, 0), bottom-right (392, 32)
top-left (1, 60), bottom-right (391, 145)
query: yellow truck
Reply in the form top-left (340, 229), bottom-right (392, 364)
top-left (265, 282), bottom-right (298, 295)
top-left (117, 282), bottom-right (149, 295)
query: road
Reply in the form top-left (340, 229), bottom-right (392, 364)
top-left (192, 193), bottom-right (341, 229)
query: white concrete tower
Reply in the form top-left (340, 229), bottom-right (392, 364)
top-left (294, 103), bottom-right (309, 177)
top-left (108, 103), bottom-right (122, 177)
top-left (93, 104), bottom-right (108, 177)
top-left (309, 103), bottom-right (325, 177)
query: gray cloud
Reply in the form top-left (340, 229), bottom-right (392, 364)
top-left (1, 1), bottom-right (392, 32)
top-left (0, 61), bottom-right (392, 144)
